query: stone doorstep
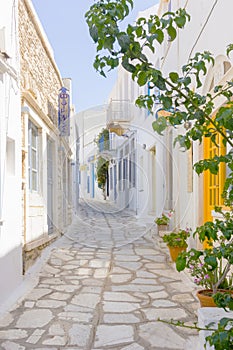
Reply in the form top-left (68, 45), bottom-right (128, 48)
top-left (198, 307), bottom-right (233, 350)
top-left (24, 233), bottom-right (58, 252)
top-left (23, 233), bottom-right (59, 272)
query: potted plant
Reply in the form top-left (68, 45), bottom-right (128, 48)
top-left (162, 228), bottom-right (190, 262)
top-left (176, 208), bottom-right (233, 307)
top-left (155, 210), bottom-right (174, 232)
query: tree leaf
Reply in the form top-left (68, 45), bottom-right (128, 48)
top-left (167, 25), bottom-right (177, 41)
top-left (155, 29), bottom-right (164, 44)
top-left (138, 71), bottom-right (148, 86)
top-left (104, 36), bottom-right (115, 50)
top-left (176, 255), bottom-right (186, 272)
top-left (152, 116), bottom-right (167, 135)
top-left (162, 96), bottom-right (172, 110)
top-left (227, 44), bottom-right (233, 57)
top-left (121, 58), bottom-right (136, 73)
top-left (205, 256), bottom-right (218, 270)
top-left (90, 25), bottom-right (98, 43)
top-left (174, 15), bottom-right (186, 28)
top-left (136, 26), bottom-right (143, 37)
top-left (117, 33), bottom-right (130, 53)
top-left (169, 72), bottom-right (179, 83)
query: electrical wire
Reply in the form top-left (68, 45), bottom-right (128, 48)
top-left (161, 0), bottom-right (190, 69)
top-left (188, 0), bottom-right (219, 61)
top-left (161, 0), bottom-right (219, 67)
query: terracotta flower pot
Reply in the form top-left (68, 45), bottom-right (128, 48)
top-left (196, 289), bottom-right (217, 307)
top-left (157, 224), bottom-right (169, 232)
top-left (197, 289), bottom-right (233, 307)
top-left (168, 245), bottom-right (186, 262)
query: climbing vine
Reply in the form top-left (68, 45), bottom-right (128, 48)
top-left (96, 156), bottom-right (109, 198)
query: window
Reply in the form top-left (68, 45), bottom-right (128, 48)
top-left (28, 121), bottom-right (39, 191)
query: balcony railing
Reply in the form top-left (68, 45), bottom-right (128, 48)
top-left (97, 135), bottom-right (116, 160)
top-left (107, 99), bottom-right (132, 125)
top-left (98, 135), bottom-right (110, 152)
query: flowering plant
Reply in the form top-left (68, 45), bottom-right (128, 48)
top-left (176, 208), bottom-right (233, 294)
top-left (155, 210), bottom-right (174, 225)
top-left (177, 247), bottom-right (232, 293)
top-left (162, 228), bottom-right (190, 248)
top-left (155, 214), bottom-right (170, 225)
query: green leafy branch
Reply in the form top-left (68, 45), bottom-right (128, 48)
top-left (86, 1), bottom-right (190, 78)
top-left (158, 318), bottom-right (233, 350)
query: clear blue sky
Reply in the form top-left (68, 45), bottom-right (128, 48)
top-left (31, 0), bottom-right (159, 113)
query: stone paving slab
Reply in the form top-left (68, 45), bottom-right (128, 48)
top-left (0, 200), bottom-right (199, 349)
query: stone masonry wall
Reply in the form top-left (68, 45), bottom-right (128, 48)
top-left (19, 0), bottom-right (61, 122)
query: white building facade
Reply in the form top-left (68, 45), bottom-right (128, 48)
top-left (0, 0), bottom-right (22, 306)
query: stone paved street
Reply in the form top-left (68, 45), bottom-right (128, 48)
top-left (0, 200), bottom-right (199, 349)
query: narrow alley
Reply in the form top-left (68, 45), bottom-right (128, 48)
top-left (0, 200), bottom-right (199, 350)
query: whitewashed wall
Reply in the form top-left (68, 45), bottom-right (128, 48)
top-left (0, 0), bottom-right (22, 306)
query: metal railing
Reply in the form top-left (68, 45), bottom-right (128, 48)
top-left (107, 99), bottom-right (132, 124)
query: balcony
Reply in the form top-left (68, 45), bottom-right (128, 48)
top-left (98, 135), bottom-right (109, 153)
top-left (97, 134), bottom-right (116, 160)
top-left (107, 99), bottom-right (132, 128)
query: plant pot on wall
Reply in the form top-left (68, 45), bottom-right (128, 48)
top-left (168, 245), bottom-right (186, 262)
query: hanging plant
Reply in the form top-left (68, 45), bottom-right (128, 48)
top-left (94, 128), bottom-right (109, 151)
